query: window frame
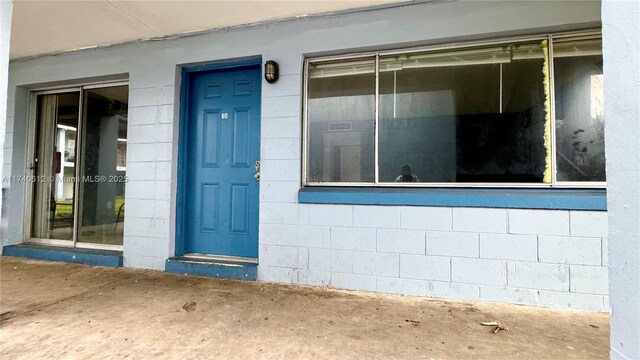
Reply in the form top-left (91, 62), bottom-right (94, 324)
top-left (301, 29), bottom-right (605, 189)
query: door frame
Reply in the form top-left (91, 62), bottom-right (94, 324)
top-left (175, 56), bottom-right (263, 257)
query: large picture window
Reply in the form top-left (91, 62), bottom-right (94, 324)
top-left (303, 33), bottom-right (604, 187)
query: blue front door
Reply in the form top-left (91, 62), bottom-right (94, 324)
top-left (183, 64), bottom-right (261, 258)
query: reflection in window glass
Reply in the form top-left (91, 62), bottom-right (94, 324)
top-left (379, 42), bottom-right (550, 183)
top-left (32, 93), bottom-right (80, 240)
top-left (78, 86), bottom-right (128, 245)
top-left (553, 38), bottom-right (605, 182)
top-left (307, 59), bottom-right (375, 183)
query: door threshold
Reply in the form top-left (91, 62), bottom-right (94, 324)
top-left (166, 255), bottom-right (258, 281)
top-left (182, 253), bottom-right (258, 265)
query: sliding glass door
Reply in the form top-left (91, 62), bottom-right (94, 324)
top-left (30, 84), bottom-right (128, 249)
top-left (32, 92), bottom-right (80, 241)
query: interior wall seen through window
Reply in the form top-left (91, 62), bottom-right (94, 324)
top-left (307, 59), bottom-right (376, 183)
top-left (378, 42), bottom-right (548, 183)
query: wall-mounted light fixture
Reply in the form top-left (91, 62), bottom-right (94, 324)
top-left (264, 60), bottom-right (279, 83)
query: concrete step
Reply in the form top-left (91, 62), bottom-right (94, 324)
top-left (165, 256), bottom-right (257, 281)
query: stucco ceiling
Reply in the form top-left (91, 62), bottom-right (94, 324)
top-left (10, 0), bottom-right (405, 59)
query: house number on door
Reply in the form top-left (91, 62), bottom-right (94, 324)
top-left (221, 112), bottom-right (229, 119)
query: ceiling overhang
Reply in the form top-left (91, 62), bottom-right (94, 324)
top-left (10, 0), bottom-right (407, 60)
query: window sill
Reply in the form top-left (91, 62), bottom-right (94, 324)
top-left (298, 187), bottom-right (606, 210)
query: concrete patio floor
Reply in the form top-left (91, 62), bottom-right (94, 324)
top-left (0, 257), bottom-right (609, 359)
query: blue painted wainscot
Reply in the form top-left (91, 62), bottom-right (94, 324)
top-left (298, 187), bottom-right (607, 211)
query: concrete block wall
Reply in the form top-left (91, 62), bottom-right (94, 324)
top-left (603, 0), bottom-right (640, 356)
top-left (122, 84), bottom-right (176, 270)
top-left (258, 206), bottom-right (609, 311)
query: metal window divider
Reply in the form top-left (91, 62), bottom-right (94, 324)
top-left (301, 59), bottom-right (309, 186)
top-left (374, 53), bottom-right (380, 184)
top-left (71, 89), bottom-right (84, 247)
top-left (499, 63), bottom-right (503, 114)
top-left (22, 93), bottom-right (38, 240)
top-left (548, 34), bottom-right (559, 187)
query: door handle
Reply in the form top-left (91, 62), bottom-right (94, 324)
top-left (254, 160), bottom-right (260, 181)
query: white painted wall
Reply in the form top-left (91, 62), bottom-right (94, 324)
top-left (0, 0), bottom-right (13, 245)
top-left (2, 0), bottom-right (609, 310)
top-left (602, 0), bottom-right (640, 358)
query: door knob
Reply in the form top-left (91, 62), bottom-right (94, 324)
top-left (254, 173), bottom-right (260, 181)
